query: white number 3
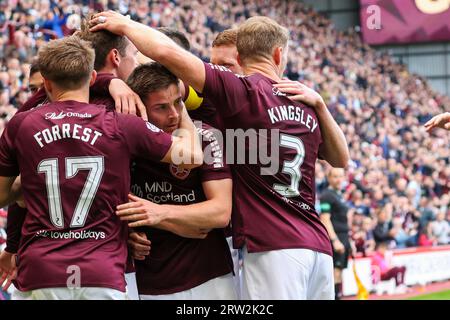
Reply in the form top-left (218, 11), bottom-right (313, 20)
top-left (273, 134), bottom-right (305, 197)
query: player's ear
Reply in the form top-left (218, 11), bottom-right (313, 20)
top-left (43, 78), bottom-right (53, 97)
top-left (273, 46), bottom-right (282, 67)
top-left (110, 48), bottom-right (121, 68)
top-left (236, 53), bottom-right (243, 67)
top-left (89, 70), bottom-right (97, 86)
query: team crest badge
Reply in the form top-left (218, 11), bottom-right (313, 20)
top-left (170, 164), bottom-right (191, 180)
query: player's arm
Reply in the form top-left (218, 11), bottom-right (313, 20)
top-left (156, 178), bottom-right (232, 230)
top-left (274, 80), bottom-right (349, 168)
top-left (90, 11), bottom-right (206, 93)
top-left (5, 204), bottom-right (27, 254)
top-left (121, 195), bottom-right (211, 238)
top-left (0, 176), bottom-right (21, 208)
top-left (424, 112), bottom-right (450, 132)
top-left (118, 178), bottom-right (231, 230)
top-left (0, 116), bottom-right (23, 208)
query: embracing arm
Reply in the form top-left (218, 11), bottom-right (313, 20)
top-left (118, 179), bottom-right (232, 234)
top-left (157, 179), bottom-right (232, 230)
top-left (274, 80), bottom-right (349, 168)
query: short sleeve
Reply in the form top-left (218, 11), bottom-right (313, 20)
top-left (202, 62), bottom-right (248, 117)
top-left (319, 191), bottom-right (333, 215)
top-left (117, 114), bottom-right (173, 161)
top-left (197, 125), bottom-right (231, 182)
top-left (0, 115), bottom-right (22, 176)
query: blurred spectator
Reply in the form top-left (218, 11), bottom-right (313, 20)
top-left (431, 211), bottom-right (450, 245)
top-left (373, 208), bottom-right (394, 246)
top-left (389, 216), bottom-right (416, 248)
top-left (371, 241), bottom-right (407, 294)
top-left (417, 221), bottom-right (437, 247)
top-left (355, 216), bottom-right (376, 256)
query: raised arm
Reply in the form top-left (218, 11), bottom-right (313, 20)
top-left (90, 11), bottom-right (206, 93)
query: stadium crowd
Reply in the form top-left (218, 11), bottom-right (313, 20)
top-left (0, 0), bottom-right (449, 292)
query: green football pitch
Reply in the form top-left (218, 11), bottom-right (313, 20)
top-left (408, 290), bottom-right (450, 300)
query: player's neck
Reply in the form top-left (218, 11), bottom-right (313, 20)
top-left (98, 66), bottom-right (118, 77)
top-left (243, 62), bottom-right (282, 82)
top-left (50, 88), bottom-right (90, 104)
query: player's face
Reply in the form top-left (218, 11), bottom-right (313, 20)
top-left (211, 45), bottom-right (243, 74)
top-left (29, 71), bottom-right (44, 94)
top-left (117, 40), bottom-right (139, 81)
top-left (145, 84), bottom-right (182, 134)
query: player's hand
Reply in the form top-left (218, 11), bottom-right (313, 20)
top-left (89, 10), bottom-right (134, 36)
top-left (424, 112), bottom-right (450, 132)
top-left (128, 232), bottom-right (151, 261)
top-left (109, 79), bottom-right (148, 121)
top-left (333, 240), bottom-right (345, 254)
top-left (273, 80), bottom-right (325, 110)
top-left (0, 250), bottom-right (17, 291)
top-left (117, 194), bottom-right (168, 228)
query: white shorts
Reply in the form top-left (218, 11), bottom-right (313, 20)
top-left (12, 287), bottom-right (127, 300)
top-left (125, 272), bottom-right (139, 300)
top-left (140, 273), bottom-right (237, 300)
top-left (227, 236), bottom-right (241, 299)
top-left (241, 246), bottom-right (334, 300)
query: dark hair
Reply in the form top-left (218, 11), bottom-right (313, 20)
top-left (29, 58), bottom-right (40, 77)
top-left (157, 27), bottom-right (190, 51)
top-left (126, 62), bottom-right (179, 102)
top-left (77, 19), bottom-right (129, 71)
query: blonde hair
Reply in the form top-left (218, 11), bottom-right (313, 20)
top-left (237, 16), bottom-right (289, 64)
top-left (38, 36), bottom-right (95, 90)
top-left (212, 29), bottom-right (238, 47)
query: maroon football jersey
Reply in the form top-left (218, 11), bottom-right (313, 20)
top-left (202, 63), bottom-right (332, 256)
top-left (6, 73), bottom-right (117, 254)
top-left (0, 100), bottom-right (172, 292)
top-left (131, 124), bottom-right (233, 295)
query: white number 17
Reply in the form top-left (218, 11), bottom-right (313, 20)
top-left (38, 156), bottom-right (104, 228)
